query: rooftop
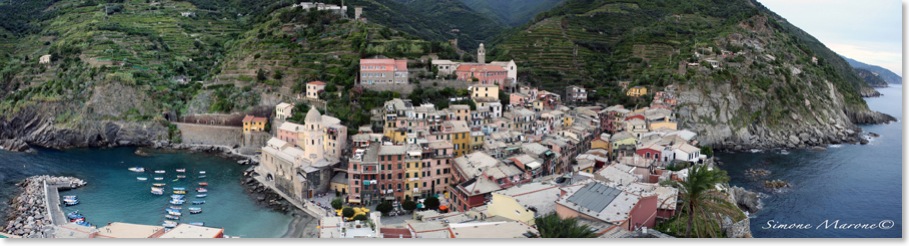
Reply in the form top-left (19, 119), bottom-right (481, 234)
top-left (158, 224), bottom-right (223, 238)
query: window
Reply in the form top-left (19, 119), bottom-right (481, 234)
top-left (398, 164), bottom-right (402, 169)
top-left (405, 173), bottom-right (410, 178)
top-left (437, 169), bottom-right (441, 175)
top-left (397, 184), bottom-right (402, 190)
top-left (398, 173), bottom-right (403, 179)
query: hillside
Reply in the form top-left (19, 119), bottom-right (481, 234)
top-left (457, 0), bottom-right (565, 27)
top-left (0, 0), bottom-right (453, 148)
top-left (842, 56), bottom-right (902, 84)
top-left (854, 68), bottom-right (889, 88)
top-left (491, 0), bottom-right (894, 149)
top-left (349, 0), bottom-right (506, 51)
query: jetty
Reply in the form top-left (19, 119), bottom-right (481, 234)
top-left (252, 175), bottom-right (330, 220)
top-left (3, 176), bottom-right (86, 238)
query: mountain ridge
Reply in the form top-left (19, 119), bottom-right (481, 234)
top-left (841, 56), bottom-right (902, 84)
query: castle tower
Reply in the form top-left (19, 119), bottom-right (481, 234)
top-left (477, 43), bottom-right (486, 64)
top-left (303, 106), bottom-right (324, 162)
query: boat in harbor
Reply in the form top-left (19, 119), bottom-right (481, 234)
top-left (195, 194), bottom-right (207, 198)
top-left (188, 207), bottom-right (202, 214)
top-left (151, 187), bottom-right (164, 195)
top-left (171, 195), bottom-right (185, 199)
top-left (163, 221), bottom-right (178, 228)
top-left (75, 220), bottom-right (92, 227)
top-left (67, 211), bottom-right (85, 221)
top-left (136, 177), bottom-right (148, 181)
top-left (196, 187), bottom-right (208, 193)
top-left (198, 175), bottom-right (207, 178)
top-left (128, 167), bottom-right (145, 172)
top-left (189, 222), bottom-right (204, 226)
top-left (152, 183), bottom-right (166, 187)
top-left (154, 177), bottom-right (164, 181)
top-left (176, 175), bottom-right (186, 179)
top-left (170, 199), bottom-right (185, 205)
top-left (165, 214), bottom-right (180, 220)
top-left (192, 200), bottom-right (205, 205)
top-left (198, 182), bottom-right (208, 186)
top-left (173, 187), bottom-right (186, 191)
top-left (176, 168), bottom-right (186, 173)
top-left (199, 171), bottom-right (206, 174)
top-left (169, 205), bottom-right (182, 210)
top-left (173, 190), bottom-right (186, 195)
top-left (155, 170), bottom-right (166, 174)
top-left (63, 196), bottom-right (79, 206)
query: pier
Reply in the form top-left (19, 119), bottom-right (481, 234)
top-left (42, 181), bottom-right (67, 226)
top-left (252, 175), bottom-right (332, 220)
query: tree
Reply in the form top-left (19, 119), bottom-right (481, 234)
top-left (402, 200), bottom-right (417, 212)
top-left (376, 201), bottom-right (393, 216)
top-left (273, 70), bottom-right (283, 80)
top-left (676, 165), bottom-right (743, 238)
top-left (423, 197), bottom-right (440, 210)
top-left (341, 207), bottom-right (355, 218)
top-left (331, 198), bottom-right (343, 210)
top-left (352, 214), bottom-right (368, 221)
top-left (534, 213), bottom-right (596, 238)
top-left (256, 69), bottom-right (267, 82)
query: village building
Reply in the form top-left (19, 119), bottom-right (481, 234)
top-left (360, 58), bottom-right (409, 85)
top-left (626, 86), bottom-right (648, 97)
top-left (555, 181), bottom-right (658, 232)
top-left (275, 103), bottom-right (294, 122)
top-left (306, 81), bottom-right (327, 100)
top-left (242, 115), bottom-right (267, 133)
top-left (566, 85), bottom-right (588, 103)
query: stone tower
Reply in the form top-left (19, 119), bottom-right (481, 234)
top-left (303, 106), bottom-right (324, 162)
top-left (477, 43), bottom-right (486, 64)
top-left (355, 7), bottom-right (363, 20)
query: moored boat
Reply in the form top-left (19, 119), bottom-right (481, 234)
top-left (128, 167), bottom-right (145, 172)
top-left (137, 177), bottom-right (148, 181)
top-left (155, 170), bottom-right (166, 174)
top-left (198, 175), bottom-right (207, 178)
top-left (173, 187), bottom-right (186, 191)
top-left (176, 168), bottom-right (186, 173)
top-left (151, 187), bottom-right (164, 195)
top-left (154, 177), bottom-right (164, 181)
top-left (176, 175), bottom-right (186, 179)
top-left (75, 220), bottom-right (92, 227)
top-left (189, 222), bottom-right (204, 226)
top-left (195, 194), bottom-right (207, 198)
top-left (171, 195), bottom-right (185, 199)
top-left (173, 190), bottom-right (187, 195)
top-left (163, 221), bottom-right (178, 228)
top-left (196, 188), bottom-right (208, 193)
top-left (169, 205), bottom-right (182, 210)
top-left (191, 200), bottom-right (205, 205)
top-left (66, 211), bottom-right (84, 220)
top-left (198, 182), bottom-right (208, 186)
top-left (188, 207), bottom-right (202, 214)
top-left (152, 183), bottom-right (166, 187)
top-left (165, 214), bottom-right (180, 220)
top-left (169, 199), bottom-right (185, 205)
top-left (199, 171), bottom-right (206, 174)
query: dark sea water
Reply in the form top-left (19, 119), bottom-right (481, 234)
top-left (0, 148), bottom-right (291, 238)
top-left (718, 85), bottom-right (903, 238)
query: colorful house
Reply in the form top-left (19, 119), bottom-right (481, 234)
top-left (242, 115), bottom-right (267, 133)
top-left (627, 86), bottom-right (648, 97)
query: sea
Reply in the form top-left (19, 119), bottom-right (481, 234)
top-left (718, 85), bottom-right (903, 238)
top-left (0, 148), bottom-right (292, 238)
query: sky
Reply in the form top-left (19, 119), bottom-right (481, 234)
top-left (757, 0), bottom-right (903, 76)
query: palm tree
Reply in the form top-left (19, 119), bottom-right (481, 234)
top-left (534, 213), bottom-right (597, 238)
top-left (676, 164), bottom-right (743, 238)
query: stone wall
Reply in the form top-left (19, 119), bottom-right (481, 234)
top-left (4, 176), bottom-right (86, 238)
top-left (359, 79), bottom-right (471, 96)
top-left (175, 123), bottom-right (243, 147)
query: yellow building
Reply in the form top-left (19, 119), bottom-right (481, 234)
top-left (404, 151), bottom-right (423, 199)
top-left (383, 120), bottom-right (407, 144)
top-left (471, 84), bottom-right (499, 101)
top-left (242, 115), bottom-right (267, 133)
top-left (443, 121), bottom-right (470, 157)
top-left (591, 135), bottom-right (610, 152)
top-left (562, 115), bottom-right (574, 127)
top-left (626, 86), bottom-right (648, 97)
top-left (486, 183), bottom-right (562, 226)
top-left (649, 120), bottom-right (678, 131)
top-left (469, 131), bottom-right (485, 151)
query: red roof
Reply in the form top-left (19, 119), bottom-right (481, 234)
top-left (456, 64), bottom-right (507, 73)
top-left (380, 228), bottom-right (413, 238)
top-left (308, 81), bottom-right (326, 86)
top-left (242, 115), bottom-right (267, 123)
top-left (360, 58), bottom-right (408, 72)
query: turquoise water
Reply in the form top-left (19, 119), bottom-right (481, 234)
top-left (0, 148), bottom-right (291, 238)
top-left (718, 85), bottom-right (903, 238)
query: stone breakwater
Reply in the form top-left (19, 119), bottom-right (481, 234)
top-left (4, 176), bottom-right (86, 238)
top-left (240, 169), bottom-right (295, 213)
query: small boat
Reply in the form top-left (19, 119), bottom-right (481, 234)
top-left (75, 220), bottom-right (92, 227)
top-left (196, 188), bottom-right (208, 193)
top-left (198, 175), bottom-right (207, 179)
top-left (171, 195), bottom-right (185, 199)
top-left (152, 183), bottom-right (166, 187)
top-left (67, 211), bottom-right (84, 220)
top-left (63, 195), bottom-right (77, 199)
top-left (151, 187), bottom-right (164, 195)
top-left (173, 190), bottom-right (187, 195)
top-left (188, 207), bottom-right (202, 214)
top-left (165, 214), bottom-right (180, 220)
top-left (176, 175), bottom-right (186, 179)
top-left (155, 170), bottom-right (166, 174)
top-left (172, 179), bottom-right (180, 182)
top-left (128, 167), bottom-right (145, 172)
top-left (199, 171), bottom-right (206, 174)
top-left (780, 149), bottom-right (790, 155)
top-left (173, 187), bottom-right (186, 191)
top-left (170, 199), bottom-right (185, 205)
top-left (154, 177), bottom-right (164, 181)
top-left (189, 222), bottom-right (204, 226)
top-left (137, 177), bottom-right (148, 181)
top-left (169, 205), bottom-right (182, 210)
top-left (163, 221), bottom-right (178, 228)
top-left (198, 182), bottom-right (208, 186)
top-left (63, 197), bottom-right (79, 206)
top-left (192, 200), bottom-right (205, 205)
top-left (195, 194), bottom-right (207, 198)
top-left (176, 168), bottom-right (186, 173)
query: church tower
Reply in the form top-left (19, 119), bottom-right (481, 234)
top-left (477, 43), bottom-right (486, 64)
top-left (303, 106), bottom-right (324, 162)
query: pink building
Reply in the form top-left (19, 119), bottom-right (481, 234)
top-left (455, 64), bottom-right (508, 87)
top-left (277, 122), bottom-right (304, 147)
top-left (360, 58), bottom-right (409, 85)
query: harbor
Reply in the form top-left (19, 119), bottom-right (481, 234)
top-left (0, 147), bottom-right (299, 238)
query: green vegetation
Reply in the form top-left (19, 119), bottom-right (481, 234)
top-left (534, 212), bottom-right (597, 238)
top-left (331, 198), bottom-right (344, 210)
top-left (341, 207), bottom-right (355, 218)
top-left (375, 201), bottom-right (393, 216)
top-left (458, 0), bottom-right (564, 27)
top-left (658, 165), bottom-right (744, 238)
top-left (423, 196), bottom-right (440, 210)
top-left (352, 214), bottom-right (368, 221)
top-left (402, 200), bottom-right (416, 212)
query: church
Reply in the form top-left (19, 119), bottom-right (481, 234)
top-left (432, 43), bottom-right (519, 92)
